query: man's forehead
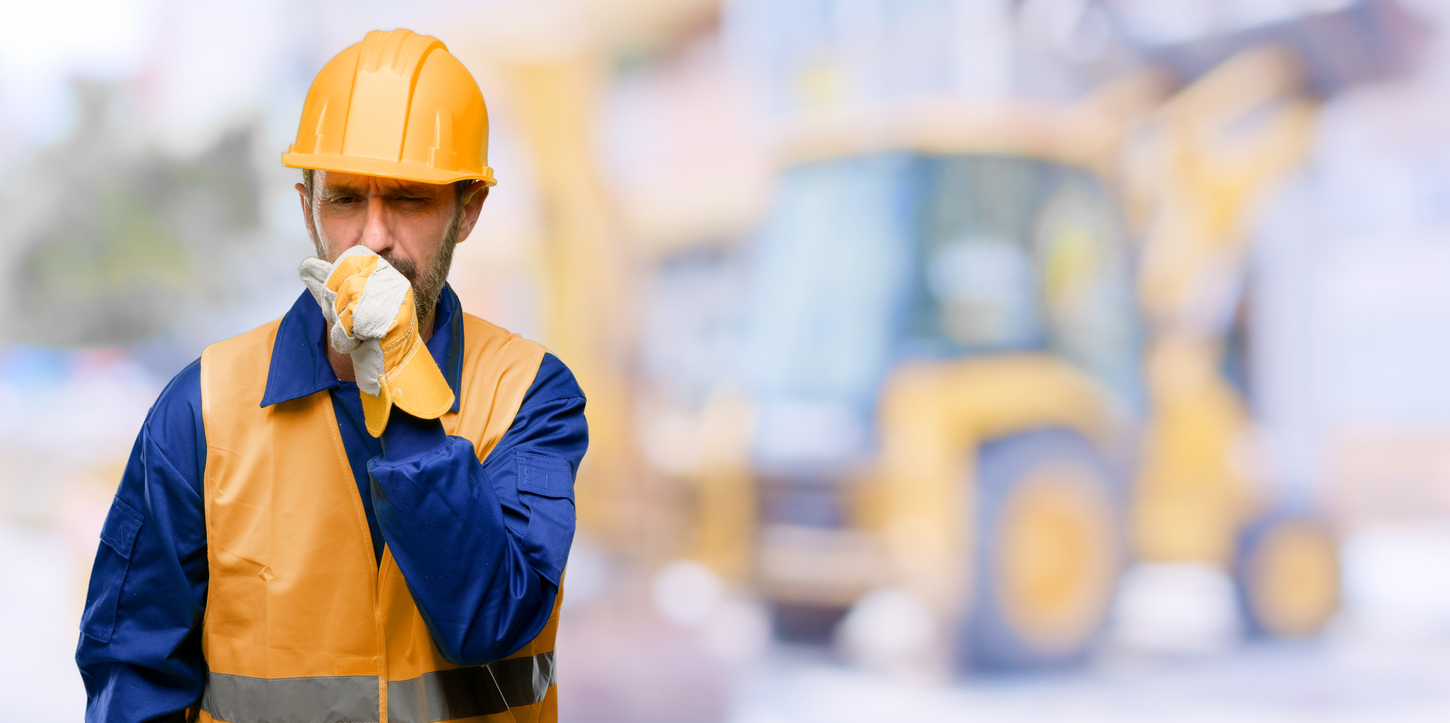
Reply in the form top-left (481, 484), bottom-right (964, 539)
top-left (317, 170), bottom-right (446, 194)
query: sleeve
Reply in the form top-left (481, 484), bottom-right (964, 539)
top-left (369, 353), bottom-right (586, 666)
top-left (76, 359), bottom-right (210, 723)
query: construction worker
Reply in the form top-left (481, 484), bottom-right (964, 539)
top-left (75, 30), bottom-right (586, 722)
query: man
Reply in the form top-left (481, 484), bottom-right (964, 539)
top-left (76, 29), bottom-right (585, 723)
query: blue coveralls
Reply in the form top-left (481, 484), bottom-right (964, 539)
top-left (75, 285), bottom-right (588, 723)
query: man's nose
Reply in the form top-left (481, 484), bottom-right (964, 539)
top-left (359, 196), bottom-right (393, 255)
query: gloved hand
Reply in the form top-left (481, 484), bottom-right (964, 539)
top-left (299, 246), bottom-right (454, 437)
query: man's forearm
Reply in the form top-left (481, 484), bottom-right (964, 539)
top-left (369, 414), bottom-right (557, 666)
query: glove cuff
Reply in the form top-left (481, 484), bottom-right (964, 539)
top-left (359, 335), bottom-right (455, 437)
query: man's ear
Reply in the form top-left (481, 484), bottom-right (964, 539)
top-left (296, 182), bottom-right (318, 245)
top-left (455, 182), bottom-right (490, 245)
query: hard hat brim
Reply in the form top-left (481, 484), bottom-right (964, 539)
top-left (282, 152), bottom-right (496, 187)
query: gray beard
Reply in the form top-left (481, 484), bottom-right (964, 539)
top-left (308, 201), bottom-right (460, 330)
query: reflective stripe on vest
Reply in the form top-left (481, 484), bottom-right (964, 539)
top-left (199, 312), bottom-right (555, 723)
top-left (201, 651), bottom-right (556, 723)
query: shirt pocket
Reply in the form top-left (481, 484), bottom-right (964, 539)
top-left (80, 496), bottom-right (144, 643)
top-left (515, 451), bottom-right (576, 585)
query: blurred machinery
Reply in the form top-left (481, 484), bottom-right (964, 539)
top-left (1125, 47), bottom-right (1337, 642)
top-left (640, 1), bottom-right (1425, 674)
top-left (698, 49), bottom-right (1341, 673)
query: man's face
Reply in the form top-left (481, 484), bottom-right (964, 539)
top-left (296, 171), bottom-right (488, 327)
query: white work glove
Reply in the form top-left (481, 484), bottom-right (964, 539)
top-left (299, 246), bottom-right (454, 436)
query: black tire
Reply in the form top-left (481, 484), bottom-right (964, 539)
top-left (960, 429), bottom-right (1123, 673)
top-left (1233, 512), bottom-right (1340, 639)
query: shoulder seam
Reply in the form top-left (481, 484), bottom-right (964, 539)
top-left (522, 395), bottom-right (586, 406)
top-left (460, 312), bottom-right (547, 351)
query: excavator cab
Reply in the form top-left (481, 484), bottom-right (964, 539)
top-left (744, 148), bottom-right (1142, 669)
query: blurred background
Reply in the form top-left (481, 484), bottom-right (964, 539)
top-left (5, 0), bottom-right (1450, 720)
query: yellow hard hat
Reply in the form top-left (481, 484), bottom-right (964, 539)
top-left (283, 29), bottom-right (496, 187)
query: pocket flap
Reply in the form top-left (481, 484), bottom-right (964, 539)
top-left (516, 452), bottom-right (575, 501)
top-left (100, 497), bottom-right (144, 560)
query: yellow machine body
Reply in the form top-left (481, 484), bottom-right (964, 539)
top-left (867, 356), bottom-right (1122, 615)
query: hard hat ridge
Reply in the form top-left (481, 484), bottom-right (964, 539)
top-left (357, 28), bottom-right (444, 76)
top-left (283, 28), bottom-right (496, 187)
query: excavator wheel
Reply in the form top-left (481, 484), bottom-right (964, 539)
top-left (961, 429), bottom-right (1123, 672)
top-left (1234, 513), bottom-right (1340, 639)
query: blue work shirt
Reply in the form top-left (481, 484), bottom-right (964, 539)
top-left (75, 285), bottom-right (587, 723)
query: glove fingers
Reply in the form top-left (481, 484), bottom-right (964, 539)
top-left (298, 257), bottom-right (338, 324)
top-left (333, 272), bottom-right (373, 334)
top-left (327, 249), bottom-right (412, 344)
top-left (330, 322), bottom-right (360, 354)
top-left (327, 251), bottom-right (381, 324)
top-left (328, 257), bottom-right (380, 298)
top-left (329, 245), bottom-right (381, 275)
top-left (351, 264), bottom-right (413, 342)
top-left (351, 339), bottom-right (386, 397)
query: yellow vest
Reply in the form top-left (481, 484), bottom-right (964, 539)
top-left (196, 312), bottom-right (558, 723)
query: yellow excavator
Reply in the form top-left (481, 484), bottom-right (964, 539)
top-left (681, 46), bottom-right (1339, 671)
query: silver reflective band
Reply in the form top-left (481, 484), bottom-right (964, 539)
top-left (389, 652), bottom-right (557, 723)
top-left (200, 674), bottom-right (377, 723)
top-left (201, 651), bottom-right (556, 723)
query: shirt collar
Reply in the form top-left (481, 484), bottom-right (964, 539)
top-left (261, 283), bottom-right (464, 412)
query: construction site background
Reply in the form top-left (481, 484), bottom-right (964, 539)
top-left (5, 1), bottom-right (1450, 721)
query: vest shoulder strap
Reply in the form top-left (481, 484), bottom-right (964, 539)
top-left (448, 313), bottom-right (548, 462)
top-left (200, 317), bottom-right (284, 447)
